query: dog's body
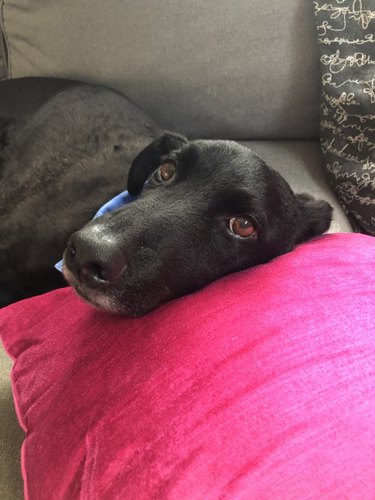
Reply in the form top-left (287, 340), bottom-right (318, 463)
top-left (1, 84), bottom-right (333, 313)
top-left (0, 84), bottom-right (161, 307)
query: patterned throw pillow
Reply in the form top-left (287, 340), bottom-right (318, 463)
top-left (313, 0), bottom-right (375, 235)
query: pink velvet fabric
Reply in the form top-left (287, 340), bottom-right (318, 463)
top-left (1, 233), bottom-right (375, 499)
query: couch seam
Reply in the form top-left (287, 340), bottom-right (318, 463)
top-left (0, 0), bottom-right (12, 78)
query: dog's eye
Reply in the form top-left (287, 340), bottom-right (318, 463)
top-left (155, 161), bottom-right (176, 182)
top-left (228, 216), bottom-right (256, 238)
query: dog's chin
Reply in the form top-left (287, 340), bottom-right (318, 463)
top-left (75, 286), bottom-right (159, 316)
top-left (75, 285), bottom-right (123, 314)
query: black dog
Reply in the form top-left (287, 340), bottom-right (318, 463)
top-left (0, 84), bottom-right (161, 307)
top-left (62, 133), bottom-right (333, 316)
top-left (1, 84), bottom-right (332, 313)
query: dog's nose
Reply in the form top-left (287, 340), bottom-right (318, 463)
top-left (65, 228), bottom-right (127, 288)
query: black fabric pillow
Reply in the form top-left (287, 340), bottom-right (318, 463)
top-left (313, 0), bottom-right (375, 235)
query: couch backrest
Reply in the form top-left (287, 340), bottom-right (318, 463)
top-left (0, 0), bottom-right (320, 139)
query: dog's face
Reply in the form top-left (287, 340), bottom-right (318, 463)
top-left (63, 134), bottom-right (332, 315)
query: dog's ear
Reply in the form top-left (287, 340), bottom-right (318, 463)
top-left (127, 132), bottom-right (188, 195)
top-left (296, 194), bottom-right (333, 243)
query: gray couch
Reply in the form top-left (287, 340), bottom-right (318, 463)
top-left (0, 1), bottom-right (354, 498)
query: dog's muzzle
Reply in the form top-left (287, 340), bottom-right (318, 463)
top-left (64, 226), bottom-right (127, 289)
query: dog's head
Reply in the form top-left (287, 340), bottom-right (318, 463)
top-left (63, 133), bottom-right (332, 315)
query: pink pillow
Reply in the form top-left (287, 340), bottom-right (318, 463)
top-left (1, 233), bottom-right (375, 499)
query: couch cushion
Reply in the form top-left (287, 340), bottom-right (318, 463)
top-left (0, 0), bottom-right (320, 139)
top-left (1, 233), bottom-right (375, 498)
top-left (0, 76), bottom-right (352, 233)
top-left (0, 77), bottom-right (353, 234)
top-left (243, 140), bottom-right (353, 232)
